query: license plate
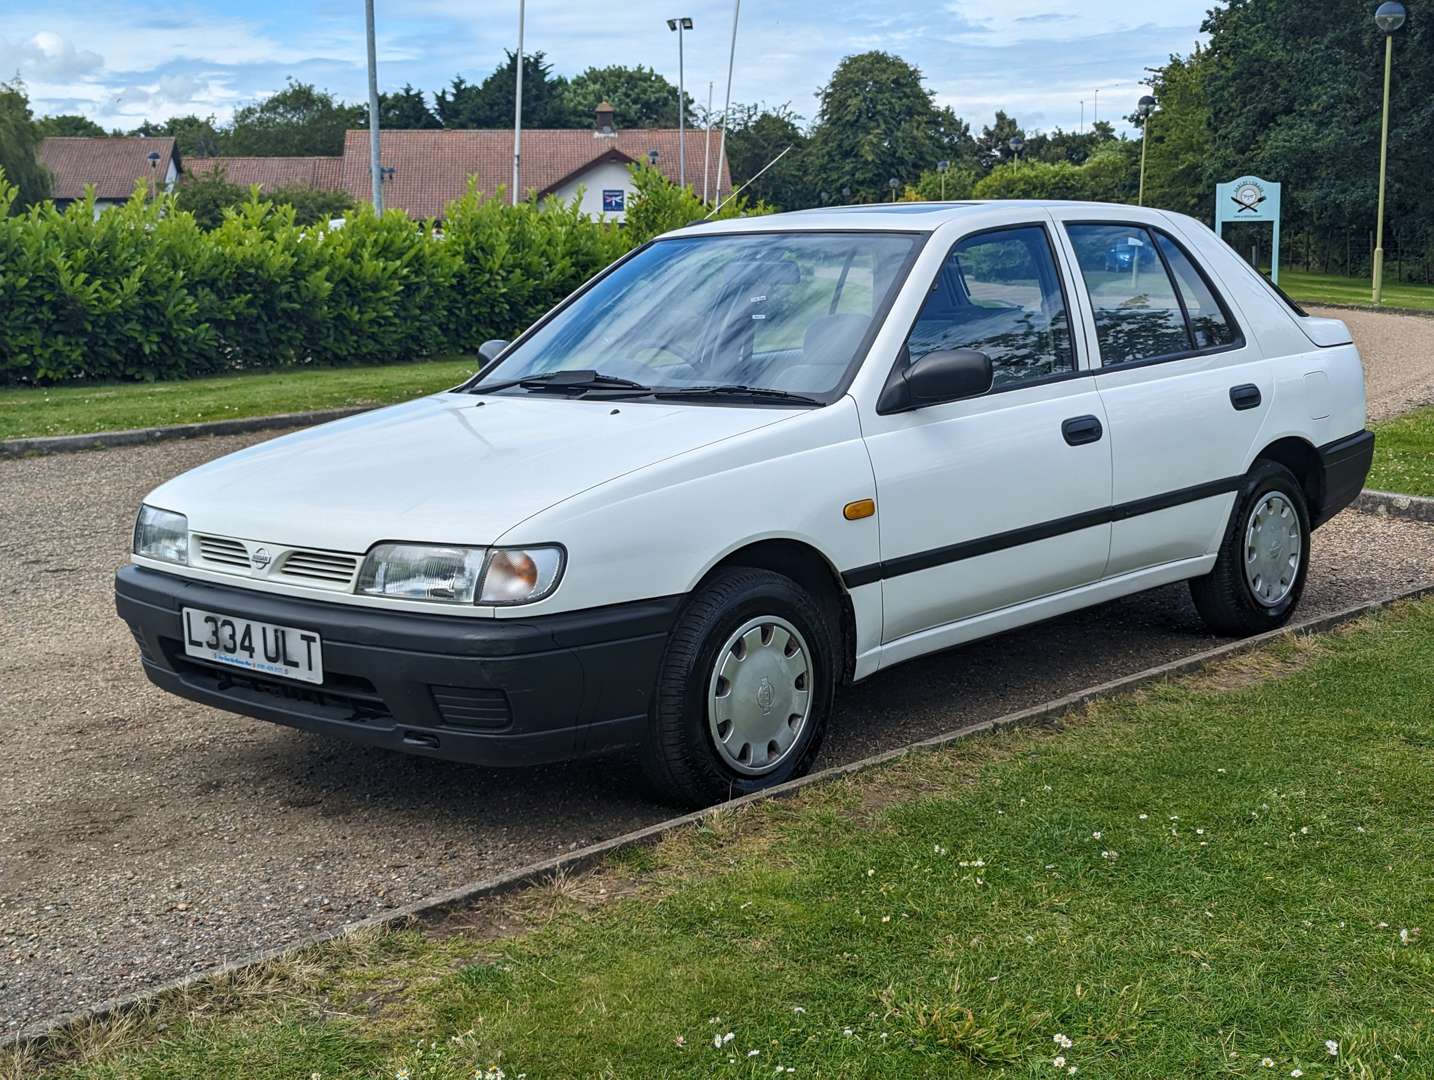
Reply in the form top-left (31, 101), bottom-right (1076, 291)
top-left (182, 607), bottom-right (324, 684)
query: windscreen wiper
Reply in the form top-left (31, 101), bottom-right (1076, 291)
top-left (469, 370), bottom-right (652, 395)
top-left (649, 384), bottom-right (823, 406)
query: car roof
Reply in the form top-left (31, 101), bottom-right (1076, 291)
top-left (665, 200), bottom-right (1177, 237)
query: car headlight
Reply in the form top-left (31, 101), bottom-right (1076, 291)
top-left (133, 505), bottom-right (188, 564)
top-left (356, 544), bottom-right (488, 603)
top-left (354, 543), bottom-right (566, 606)
top-left (478, 546), bottom-right (565, 605)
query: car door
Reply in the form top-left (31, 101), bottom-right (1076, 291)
top-left (858, 220), bottom-right (1112, 646)
top-left (1050, 214), bottom-right (1269, 577)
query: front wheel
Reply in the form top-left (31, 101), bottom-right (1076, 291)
top-left (640, 567), bottom-right (837, 807)
top-left (1190, 460), bottom-right (1311, 637)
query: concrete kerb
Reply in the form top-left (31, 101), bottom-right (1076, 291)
top-left (1355, 488), bottom-right (1434, 524)
top-left (11, 580), bottom-right (1434, 1051)
top-left (0, 407), bottom-right (373, 460)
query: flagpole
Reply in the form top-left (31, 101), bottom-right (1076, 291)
top-left (512, 0), bottom-right (524, 206)
top-left (714, 0), bottom-right (740, 204)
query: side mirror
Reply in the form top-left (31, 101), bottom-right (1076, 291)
top-left (478, 339), bottom-right (510, 367)
top-left (878, 348), bottom-right (994, 412)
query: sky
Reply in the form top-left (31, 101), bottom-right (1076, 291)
top-left (0, 0), bottom-right (1217, 136)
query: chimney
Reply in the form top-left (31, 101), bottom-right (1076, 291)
top-left (594, 101), bottom-right (615, 137)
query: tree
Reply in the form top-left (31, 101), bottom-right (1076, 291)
top-left (1023, 122), bottom-right (1117, 167)
top-left (723, 103), bottom-right (808, 209)
top-left (977, 110), bottom-right (1025, 169)
top-left (227, 80), bottom-right (363, 156)
top-left (130, 115), bottom-right (226, 157)
top-left (557, 65), bottom-right (690, 128)
top-left (1136, 50), bottom-right (1215, 220)
top-left (803, 52), bottom-right (972, 204)
top-left (1188, 0), bottom-right (1434, 276)
top-left (0, 80), bottom-right (51, 211)
top-left (434, 53), bottom-right (568, 129)
top-left (269, 183), bottom-right (355, 226)
top-left (36, 114), bottom-right (106, 138)
top-left (380, 84), bottom-right (439, 129)
top-left (174, 167), bottom-right (249, 228)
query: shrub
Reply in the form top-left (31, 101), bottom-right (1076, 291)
top-left (0, 164), bottom-right (762, 385)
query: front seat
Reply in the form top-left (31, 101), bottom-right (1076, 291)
top-left (765, 313), bottom-right (872, 393)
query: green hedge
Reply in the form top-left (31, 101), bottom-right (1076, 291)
top-left (0, 166), bottom-right (752, 386)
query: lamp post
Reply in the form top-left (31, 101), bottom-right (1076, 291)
top-left (1137, 94), bottom-right (1157, 206)
top-left (146, 150), bottom-right (160, 199)
top-left (667, 17), bottom-right (693, 189)
top-left (1372, 0), bottom-right (1406, 304)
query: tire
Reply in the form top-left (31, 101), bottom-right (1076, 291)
top-left (1189, 460), bottom-right (1311, 637)
top-left (640, 567), bottom-right (838, 807)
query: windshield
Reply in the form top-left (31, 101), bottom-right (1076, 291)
top-left (470, 231), bottom-right (922, 402)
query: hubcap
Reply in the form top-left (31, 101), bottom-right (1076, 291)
top-left (1244, 492), bottom-right (1301, 607)
top-left (707, 616), bottom-right (812, 777)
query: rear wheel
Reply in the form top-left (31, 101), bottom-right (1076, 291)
top-left (1190, 460), bottom-right (1311, 636)
top-left (640, 567), bottom-right (837, 807)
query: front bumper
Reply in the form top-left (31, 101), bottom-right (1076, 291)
top-left (1314, 429), bottom-right (1375, 528)
top-left (115, 564), bottom-right (679, 766)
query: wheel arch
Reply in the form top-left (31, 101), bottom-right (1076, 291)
top-left (1251, 435), bottom-right (1326, 528)
top-left (696, 538), bottom-right (858, 684)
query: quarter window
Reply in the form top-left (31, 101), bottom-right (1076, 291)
top-left (1154, 233), bottom-right (1238, 350)
top-left (907, 225), bottom-right (1075, 389)
top-left (1066, 224), bottom-right (1191, 365)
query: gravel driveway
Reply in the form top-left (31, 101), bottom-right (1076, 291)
top-left (4, 311), bottom-right (1434, 1032)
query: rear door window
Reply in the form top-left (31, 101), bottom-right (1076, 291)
top-left (1065, 224), bottom-right (1191, 365)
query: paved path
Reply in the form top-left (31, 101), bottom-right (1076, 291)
top-left (3, 310), bottom-right (1433, 1030)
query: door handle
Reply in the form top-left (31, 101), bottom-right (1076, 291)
top-left (1230, 383), bottom-right (1262, 411)
top-left (1062, 415), bottom-right (1104, 446)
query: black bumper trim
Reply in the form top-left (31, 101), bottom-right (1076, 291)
top-left (115, 565), bottom-right (680, 767)
top-left (1315, 429), bottom-right (1375, 529)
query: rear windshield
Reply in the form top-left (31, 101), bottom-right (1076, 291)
top-left (471, 231), bottom-right (922, 402)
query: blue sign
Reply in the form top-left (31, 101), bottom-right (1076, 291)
top-left (1215, 175), bottom-right (1282, 283)
top-left (602, 189), bottom-right (625, 213)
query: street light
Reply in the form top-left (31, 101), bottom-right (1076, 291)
top-left (146, 150), bottom-right (160, 199)
top-left (666, 17), bottom-right (694, 188)
top-left (1137, 94), bottom-right (1157, 206)
top-left (937, 159), bottom-right (950, 200)
top-left (1372, 0), bottom-right (1406, 304)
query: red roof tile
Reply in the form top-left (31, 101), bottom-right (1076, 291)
top-left (339, 128), bottom-right (732, 219)
top-left (38, 137), bottom-right (179, 201)
top-left (184, 156), bottom-right (345, 192)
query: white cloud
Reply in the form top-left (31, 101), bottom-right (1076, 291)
top-left (0, 31), bottom-right (103, 80)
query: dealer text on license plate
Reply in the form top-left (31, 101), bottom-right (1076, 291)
top-left (182, 607), bottom-right (324, 684)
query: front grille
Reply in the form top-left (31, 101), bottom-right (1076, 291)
top-left (279, 550), bottom-right (360, 586)
top-left (189, 532), bottom-right (360, 591)
top-left (196, 534), bottom-right (250, 568)
top-left (431, 686), bottom-right (513, 731)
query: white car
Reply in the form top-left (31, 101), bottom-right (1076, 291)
top-left (117, 201), bottom-right (1374, 805)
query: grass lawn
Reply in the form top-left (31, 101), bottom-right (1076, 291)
top-left (1369, 405), bottom-right (1434, 497)
top-left (1277, 268), bottom-right (1434, 313)
top-left (27, 599), bottom-right (1434, 1079)
top-left (0, 357), bottom-right (477, 442)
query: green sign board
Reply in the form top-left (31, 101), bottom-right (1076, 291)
top-left (1215, 175), bottom-right (1282, 283)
